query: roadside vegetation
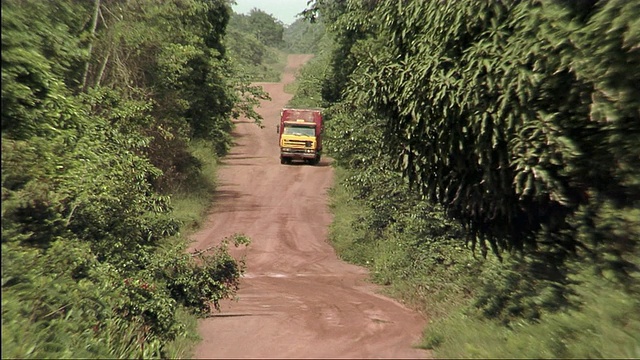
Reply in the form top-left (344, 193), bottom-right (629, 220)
top-left (1, 0), bottom-right (292, 358)
top-left (226, 10), bottom-right (288, 82)
top-left (5, 0), bottom-right (638, 358)
top-left (292, 0), bottom-right (640, 358)
top-left (226, 8), bottom-right (326, 84)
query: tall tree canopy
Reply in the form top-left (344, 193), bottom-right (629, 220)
top-left (230, 8), bottom-right (285, 48)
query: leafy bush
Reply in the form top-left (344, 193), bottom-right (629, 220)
top-left (303, 0), bottom-right (640, 357)
top-left (2, 0), bottom-right (258, 357)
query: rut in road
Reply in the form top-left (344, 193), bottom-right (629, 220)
top-left (189, 54), bottom-right (431, 359)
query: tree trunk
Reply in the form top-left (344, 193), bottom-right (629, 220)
top-left (82, 0), bottom-right (101, 92)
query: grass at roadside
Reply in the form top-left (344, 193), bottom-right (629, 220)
top-left (284, 53), bottom-right (326, 108)
top-left (161, 307), bottom-right (201, 358)
top-left (424, 274), bottom-right (640, 358)
top-left (160, 140), bottom-right (221, 358)
top-left (327, 166), bottom-right (640, 359)
top-left (169, 140), bottom-right (220, 234)
top-left (259, 48), bottom-right (287, 83)
top-left (327, 168), bottom-right (375, 266)
top-left (164, 48), bottom-right (291, 356)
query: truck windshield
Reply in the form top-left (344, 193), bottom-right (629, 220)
top-left (283, 126), bottom-right (315, 137)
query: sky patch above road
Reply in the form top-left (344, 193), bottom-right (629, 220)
top-left (232, 0), bottom-right (309, 25)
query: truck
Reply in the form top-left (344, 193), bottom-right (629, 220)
top-left (277, 108), bottom-right (323, 165)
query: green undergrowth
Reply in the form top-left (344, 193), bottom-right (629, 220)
top-left (256, 48), bottom-right (287, 83)
top-left (328, 166), bottom-right (640, 358)
top-left (283, 43), bottom-right (331, 108)
top-left (170, 140), bottom-right (220, 234)
top-left (226, 41), bottom-right (286, 83)
top-left (424, 272), bottom-right (640, 358)
top-left (158, 306), bottom-right (201, 358)
top-left (230, 47), bottom-right (286, 83)
top-left (163, 139), bottom-right (240, 357)
top-left (283, 53), bottom-right (325, 108)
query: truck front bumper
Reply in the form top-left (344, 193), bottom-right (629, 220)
top-left (280, 148), bottom-right (317, 160)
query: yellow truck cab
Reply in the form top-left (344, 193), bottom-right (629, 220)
top-left (277, 108), bottom-right (323, 165)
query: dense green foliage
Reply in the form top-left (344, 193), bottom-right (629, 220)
top-left (284, 18), bottom-right (327, 54)
top-left (1, 0), bottom-right (263, 357)
top-left (361, 1), bottom-right (638, 260)
top-left (5, 0), bottom-right (638, 356)
top-left (285, 43), bottom-right (332, 108)
top-left (226, 6), bottom-right (327, 84)
top-left (301, 0), bottom-right (640, 357)
top-left (226, 10), bottom-right (287, 82)
top-left (231, 8), bottom-right (285, 48)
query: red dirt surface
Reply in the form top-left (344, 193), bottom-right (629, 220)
top-left (189, 54), bottom-right (431, 359)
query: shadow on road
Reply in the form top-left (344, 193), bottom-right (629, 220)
top-left (281, 160), bottom-right (333, 168)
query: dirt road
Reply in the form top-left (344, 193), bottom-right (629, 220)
top-left (189, 54), bottom-right (430, 359)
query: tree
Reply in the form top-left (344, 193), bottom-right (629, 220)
top-left (230, 8), bottom-right (285, 48)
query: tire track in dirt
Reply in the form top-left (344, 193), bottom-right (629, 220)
top-left (189, 54), bottom-right (431, 359)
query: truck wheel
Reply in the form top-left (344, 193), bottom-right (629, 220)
top-left (311, 155), bottom-right (321, 165)
top-left (280, 157), bottom-right (286, 165)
